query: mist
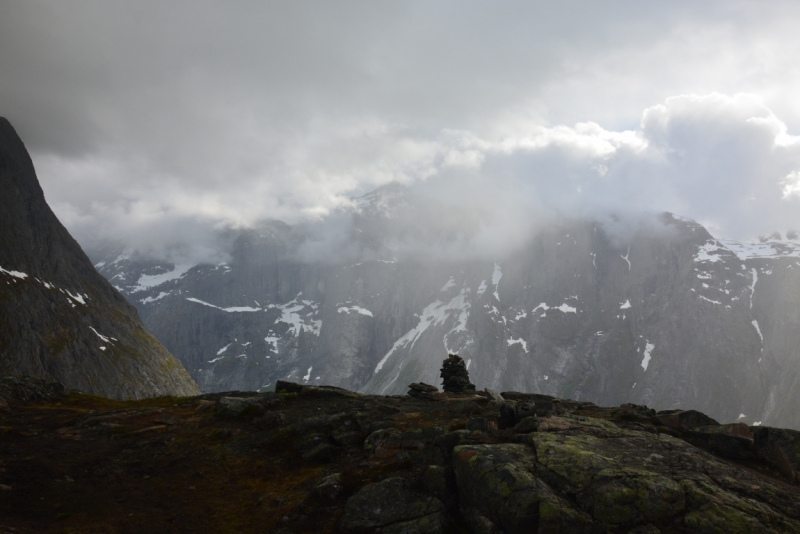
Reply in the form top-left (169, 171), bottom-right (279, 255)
top-left (3, 2), bottom-right (800, 263)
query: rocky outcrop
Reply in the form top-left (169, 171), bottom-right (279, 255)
top-left (3, 377), bottom-right (800, 533)
top-left (0, 118), bottom-right (199, 399)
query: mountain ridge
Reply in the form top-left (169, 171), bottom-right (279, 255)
top-left (0, 117), bottom-right (199, 399)
top-left (88, 188), bottom-right (800, 428)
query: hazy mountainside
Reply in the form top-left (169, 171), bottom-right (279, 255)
top-left (90, 186), bottom-right (800, 428)
top-left (0, 118), bottom-right (199, 399)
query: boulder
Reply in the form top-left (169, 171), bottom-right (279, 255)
top-left (312, 473), bottom-right (344, 501)
top-left (408, 382), bottom-right (446, 400)
top-left (533, 432), bottom-right (687, 527)
top-left (453, 443), bottom-right (593, 533)
top-left (655, 409), bottom-right (719, 430)
top-left (408, 382), bottom-right (438, 394)
top-left (0, 375), bottom-right (67, 405)
top-left (340, 477), bottom-right (444, 532)
top-left (514, 416), bottom-right (539, 434)
top-left (275, 380), bottom-right (304, 393)
top-left (682, 425), bottom-right (755, 462)
top-left (655, 410), bottom-right (716, 430)
top-left (295, 433), bottom-right (340, 462)
top-left (752, 426), bottom-right (800, 483)
top-left (216, 396), bottom-right (268, 417)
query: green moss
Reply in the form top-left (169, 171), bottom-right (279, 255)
top-left (683, 504), bottom-right (769, 533)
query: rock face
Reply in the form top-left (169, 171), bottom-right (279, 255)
top-left (0, 118), bottom-right (199, 399)
top-left (89, 184), bottom-right (800, 429)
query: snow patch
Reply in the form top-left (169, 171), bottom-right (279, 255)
top-left (131, 264), bottom-right (194, 293)
top-left (694, 240), bottom-right (726, 263)
top-left (752, 320), bottom-right (763, 343)
top-left (375, 288), bottom-right (471, 374)
top-left (492, 263), bottom-right (503, 301)
top-left (477, 280), bottom-right (487, 296)
top-left (64, 289), bottom-right (86, 305)
top-left (507, 338), bottom-right (529, 352)
top-left (89, 326), bottom-right (114, 344)
top-left (185, 297), bottom-right (261, 313)
top-left (140, 291), bottom-right (170, 304)
top-left (0, 266), bottom-right (28, 279)
top-left (719, 239), bottom-right (800, 260)
top-left (533, 302), bottom-right (575, 314)
top-left (619, 300), bottom-right (631, 310)
top-left (749, 268), bottom-right (758, 309)
top-left (621, 247), bottom-right (631, 271)
top-left (440, 277), bottom-right (456, 292)
top-left (269, 296), bottom-right (322, 336)
top-left (303, 366), bottom-right (313, 382)
top-left (338, 306), bottom-right (374, 317)
top-left (641, 342), bottom-right (654, 371)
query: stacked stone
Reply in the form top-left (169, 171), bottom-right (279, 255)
top-left (407, 382), bottom-right (439, 398)
top-left (440, 354), bottom-right (476, 393)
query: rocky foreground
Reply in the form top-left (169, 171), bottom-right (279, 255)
top-left (1, 376), bottom-right (800, 533)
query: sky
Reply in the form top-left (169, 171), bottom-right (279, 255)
top-left (3, 1), bottom-right (800, 261)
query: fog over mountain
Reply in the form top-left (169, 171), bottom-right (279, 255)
top-left (3, 2), bottom-right (800, 264)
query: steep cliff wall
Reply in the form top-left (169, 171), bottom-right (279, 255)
top-left (0, 118), bottom-right (199, 399)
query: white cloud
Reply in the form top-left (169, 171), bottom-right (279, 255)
top-left (4, 3), bottom-right (800, 255)
top-left (782, 171), bottom-right (800, 199)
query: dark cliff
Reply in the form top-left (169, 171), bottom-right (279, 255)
top-left (0, 117), bottom-right (199, 399)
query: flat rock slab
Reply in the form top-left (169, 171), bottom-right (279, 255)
top-left (340, 477), bottom-right (444, 532)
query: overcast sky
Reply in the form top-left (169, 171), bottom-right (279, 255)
top-left (3, 1), bottom-right (800, 259)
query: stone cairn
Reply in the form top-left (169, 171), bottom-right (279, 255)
top-left (440, 354), bottom-right (476, 393)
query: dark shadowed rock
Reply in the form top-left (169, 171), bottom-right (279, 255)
top-left (753, 426), bottom-right (800, 483)
top-left (408, 383), bottom-right (437, 394)
top-left (0, 375), bottom-right (67, 406)
top-left (0, 118), bottom-right (198, 400)
top-left (340, 477), bottom-right (444, 532)
top-left (656, 409), bottom-right (720, 430)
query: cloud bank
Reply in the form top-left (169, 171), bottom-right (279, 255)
top-left (2, 2), bottom-right (800, 260)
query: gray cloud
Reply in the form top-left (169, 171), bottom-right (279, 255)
top-left (3, 1), bottom-right (800, 261)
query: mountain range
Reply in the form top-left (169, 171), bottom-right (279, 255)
top-left (88, 185), bottom-right (800, 429)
